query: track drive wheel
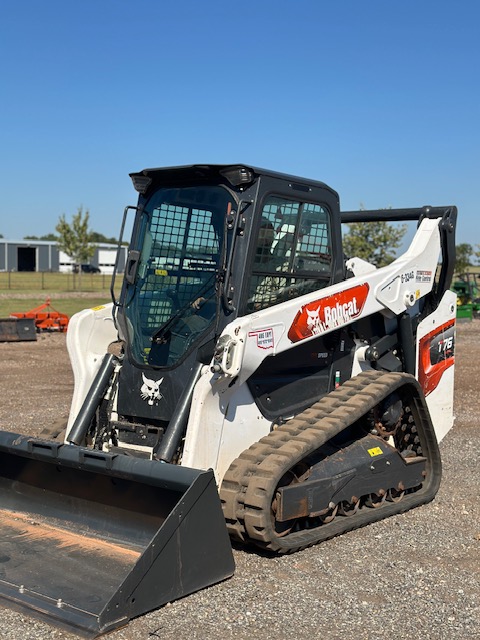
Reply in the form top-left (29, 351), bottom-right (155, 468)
top-left (220, 371), bottom-right (442, 554)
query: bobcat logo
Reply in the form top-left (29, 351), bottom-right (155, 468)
top-left (287, 284), bottom-right (370, 344)
top-left (306, 306), bottom-right (326, 335)
top-left (140, 374), bottom-right (164, 406)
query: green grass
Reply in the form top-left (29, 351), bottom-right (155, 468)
top-left (0, 271), bottom-right (115, 293)
top-left (0, 297), bottom-right (113, 319)
top-left (0, 272), bottom-right (121, 318)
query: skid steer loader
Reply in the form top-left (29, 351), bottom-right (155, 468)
top-left (0, 165), bottom-right (457, 637)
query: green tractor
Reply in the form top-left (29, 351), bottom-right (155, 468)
top-left (452, 272), bottom-right (480, 320)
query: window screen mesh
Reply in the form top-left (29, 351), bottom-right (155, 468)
top-left (123, 185), bottom-right (231, 366)
top-left (246, 196), bottom-right (332, 312)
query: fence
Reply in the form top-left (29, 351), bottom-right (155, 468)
top-left (0, 271), bottom-right (114, 293)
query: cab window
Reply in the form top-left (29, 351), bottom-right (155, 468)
top-left (245, 195), bottom-right (332, 312)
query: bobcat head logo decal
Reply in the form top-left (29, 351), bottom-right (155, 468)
top-left (140, 373), bottom-right (164, 406)
top-left (305, 306), bottom-right (326, 335)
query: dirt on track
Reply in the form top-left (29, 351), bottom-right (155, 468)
top-left (0, 321), bottom-right (479, 640)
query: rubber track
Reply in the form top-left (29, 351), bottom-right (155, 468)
top-left (220, 370), bottom-right (442, 553)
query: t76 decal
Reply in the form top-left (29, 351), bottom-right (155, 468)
top-left (288, 283), bottom-right (370, 343)
top-left (418, 320), bottom-right (455, 395)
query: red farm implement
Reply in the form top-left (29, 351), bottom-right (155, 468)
top-left (10, 297), bottom-right (69, 332)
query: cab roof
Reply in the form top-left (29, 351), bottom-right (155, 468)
top-left (130, 164), bottom-right (337, 198)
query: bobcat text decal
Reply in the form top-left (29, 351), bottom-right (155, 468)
top-left (288, 283), bottom-right (370, 342)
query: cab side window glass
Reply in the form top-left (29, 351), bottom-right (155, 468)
top-left (246, 196), bottom-right (332, 312)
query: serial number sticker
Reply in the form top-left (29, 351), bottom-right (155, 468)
top-left (367, 447), bottom-right (383, 457)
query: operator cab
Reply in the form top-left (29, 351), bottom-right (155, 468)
top-left (120, 165), bottom-right (343, 368)
top-left (111, 165), bottom-right (344, 454)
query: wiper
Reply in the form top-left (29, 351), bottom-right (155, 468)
top-left (150, 274), bottom-right (216, 345)
top-left (150, 298), bottom-right (195, 345)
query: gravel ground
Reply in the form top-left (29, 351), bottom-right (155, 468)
top-left (0, 321), bottom-right (478, 640)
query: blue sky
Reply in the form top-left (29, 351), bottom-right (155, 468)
top-left (0, 1), bottom-right (478, 248)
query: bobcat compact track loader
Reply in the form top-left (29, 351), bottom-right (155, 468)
top-left (0, 165), bottom-right (457, 636)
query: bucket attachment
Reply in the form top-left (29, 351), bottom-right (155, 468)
top-left (0, 317), bottom-right (37, 342)
top-left (0, 431), bottom-right (235, 637)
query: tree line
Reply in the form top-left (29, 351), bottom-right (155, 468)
top-left (0, 207), bottom-right (478, 272)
